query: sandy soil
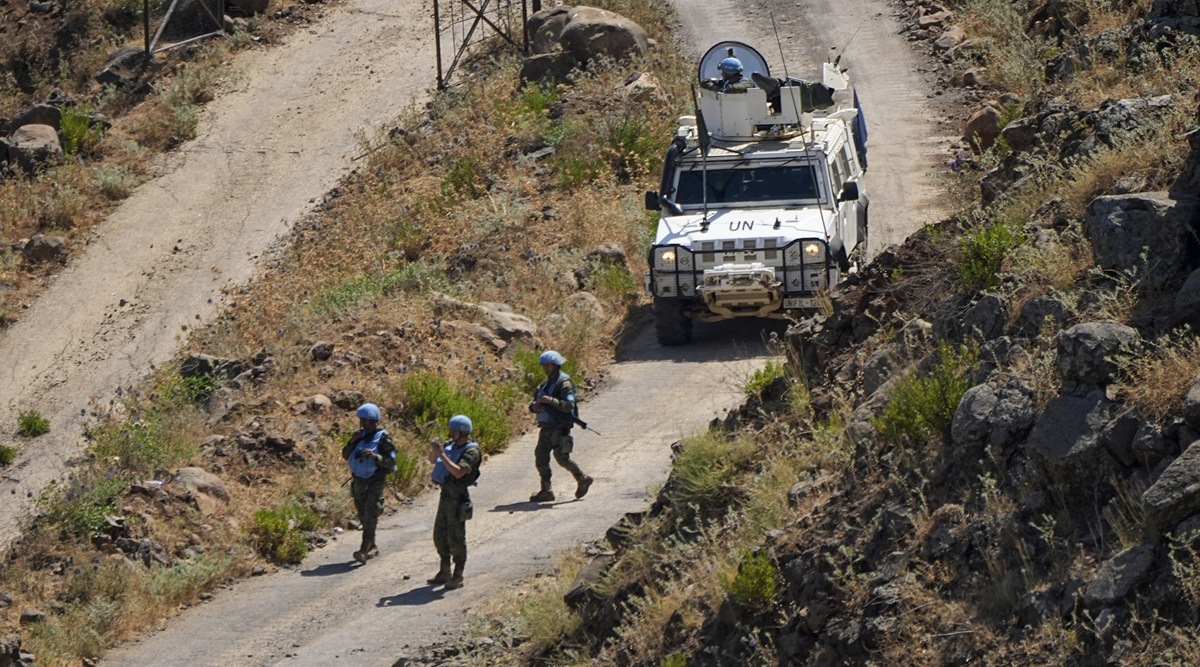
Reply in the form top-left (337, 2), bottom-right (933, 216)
top-left (0, 0), bottom-right (434, 549)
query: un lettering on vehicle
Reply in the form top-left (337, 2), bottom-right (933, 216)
top-left (730, 220), bottom-right (755, 231)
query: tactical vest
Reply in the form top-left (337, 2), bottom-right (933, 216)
top-left (432, 440), bottom-right (480, 486)
top-left (348, 429), bottom-right (388, 479)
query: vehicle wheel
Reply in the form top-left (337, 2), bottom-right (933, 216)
top-left (654, 299), bottom-right (693, 345)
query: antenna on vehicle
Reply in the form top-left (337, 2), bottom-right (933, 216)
top-left (833, 26), bottom-right (862, 68)
top-left (691, 83), bottom-right (711, 233)
top-left (769, 12), bottom-right (800, 131)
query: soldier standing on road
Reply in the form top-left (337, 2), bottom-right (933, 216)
top-left (427, 414), bottom-right (482, 590)
top-left (341, 403), bottom-right (397, 564)
top-left (528, 350), bottom-right (593, 503)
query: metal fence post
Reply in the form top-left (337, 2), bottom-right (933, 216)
top-left (144, 0), bottom-right (151, 57)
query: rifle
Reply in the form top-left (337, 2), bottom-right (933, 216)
top-left (542, 403), bottom-right (602, 436)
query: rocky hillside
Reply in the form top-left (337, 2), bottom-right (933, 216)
top-left (443, 0), bottom-right (1200, 664)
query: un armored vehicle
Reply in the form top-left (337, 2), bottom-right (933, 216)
top-left (644, 42), bottom-right (869, 345)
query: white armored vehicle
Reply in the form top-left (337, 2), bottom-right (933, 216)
top-left (644, 42), bottom-right (869, 345)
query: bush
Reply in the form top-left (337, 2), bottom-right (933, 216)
top-left (744, 360), bottom-right (785, 399)
top-left (671, 431), bottom-right (758, 508)
top-left (250, 501), bottom-right (326, 564)
top-left (663, 653), bottom-right (688, 667)
top-left (959, 220), bottom-right (1025, 291)
top-left (589, 263), bottom-right (638, 301)
top-left (388, 447), bottom-right (422, 488)
top-left (403, 373), bottom-right (515, 454)
top-left (60, 106), bottom-right (104, 156)
top-left (18, 410), bottom-right (50, 437)
top-left (48, 476), bottom-right (128, 539)
top-left (0, 444), bottom-right (15, 466)
top-left (874, 343), bottom-right (977, 449)
top-left (311, 260), bottom-right (450, 313)
top-left (90, 417), bottom-right (196, 472)
top-left (727, 550), bottom-right (778, 607)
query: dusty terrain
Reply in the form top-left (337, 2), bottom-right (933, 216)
top-left (3, 0), bottom-right (950, 661)
top-left (0, 0), bottom-right (434, 548)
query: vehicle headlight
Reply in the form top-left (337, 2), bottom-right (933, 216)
top-left (653, 246), bottom-right (676, 270)
top-left (802, 242), bottom-right (822, 259)
top-left (661, 249), bottom-right (676, 263)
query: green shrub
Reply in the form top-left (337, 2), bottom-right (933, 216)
top-left (0, 444), bottom-right (15, 466)
top-left (663, 653), bottom-right (688, 667)
top-left (178, 374), bottom-right (221, 403)
top-left (311, 260), bottom-right (450, 313)
top-left (959, 220), bottom-right (1025, 291)
top-left (93, 165), bottom-right (138, 200)
top-left (874, 343), bottom-right (977, 449)
top-left (600, 114), bottom-right (663, 181)
top-left (48, 476), bottom-right (128, 539)
top-left (745, 360), bottom-right (785, 398)
top-left (403, 373), bottom-right (513, 454)
top-left (519, 81), bottom-right (561, 116)
top-left (389, 448), bottom-right (422, 487)
top-left (588, 264), bottom-right (637, 300)
top-left (671, 431), bottom-right (758, 508)
top-left (250, 501), bottom-right (326, 564)
top-left (554, 154), bottom-right (608, 189)
top-left (18, 410), bottom-right (50, 437)
top-left (90, 417), bottom-right (195, 472)
top-left (60, 106), bottom-right (104, 156)
top-left (441, 156), bottom-right (485, 200)
top-left (727, 550), bottom-right (778, 607)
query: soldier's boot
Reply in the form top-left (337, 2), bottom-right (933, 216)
top-left (353, 540), bottom-right (375, 564)
top-left (366, 545), bottom-right (380, 560)
top-left (445, 563), bottom-right (465, 590)
top-left (427, 560), bottom-right (452, 585)
top-left (574, 475), bottom-right (593, 500)
top-left (529, 489), bottom-right (555, 503)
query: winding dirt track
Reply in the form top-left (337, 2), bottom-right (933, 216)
top-left (1, 0), bottom-right (949, 661)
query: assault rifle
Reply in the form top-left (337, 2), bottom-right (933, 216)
top-left (538, 402), bottom-right (602, 436)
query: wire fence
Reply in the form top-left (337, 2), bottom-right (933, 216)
top-left (144, 0), bottom-right (226, 55)
top-left (434, 0), bottom-right (533, 89)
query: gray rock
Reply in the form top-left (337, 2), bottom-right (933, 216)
top-left (623, 72), bottom-right (664, 105)
top-left (0, 104), bottom-right (62, 134)
top-left (1000, 117), bottom-right (1038, 152)
top-left (951, 379), bottom-right (1035, 449)
top-left (1174, 268), bottom-right (1200, 329)
top-left (1012, 294), bottom-right (1070, 338)
top-left (1084, 193), bottom-right (1200, 291)
top-left (21, 234), bottom-right (67, 265)
top-left (180, 353), bottom-right (241, 379)
top-left (310, 341), bottom-right (335, 361)
top-left (564, 291), bottom-right (605, 319)
top-left (331, 389), bottom-right (365, 410)
top-left (7, 124), bottom-right (62, 174)
top-left (961, 68), bottom-right (985, 87)
top-left (1184, 378), bottom-right (1200, 431)
top-left (1027, 392), bottom-right (1116, 485)
top-left (846, 377), bottom-right (898, 446)
top-left (95, 45), bottom-right (148, 87)
top-left (1056, 321), bottom-right (1138, 388)
top-left (1143, 440), bottom-right (1200, 529)
top-left (1083, 544), bottom-right (1155, 605)
top-left (529, 6), bottom-right (571, 54)
top-left (172, 467), bottom-right (229, 515)
top-left (586, 241), bottom-right (627, 267)
top-left (963, 294), bottom-right (1006, 341)
top-left (17, 609), bottom-right (44, 625)
top-left (893, 318), bottom-right (932, 358)
top-left (307, 394), bottom-right (333, 412)
top-left (563, 553), bottom-right (613, 609)
top-left (559, 6), bottom-right (649, 64)
top-left (1171, 128), bottom-right (1200, 198)
top-left (520, 52), bottom-right (578, 85)
top-left (861, 346), bottom-right (899, 397)
top-left (934, 25), bottom-right (967, 51)
top-left (1100, 410), bottom-right (1141, 467)
top-left (1133, 421), bottom-right (1172, 467)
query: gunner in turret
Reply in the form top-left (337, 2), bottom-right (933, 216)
top-left (707, 56), bottom-right (754, 93)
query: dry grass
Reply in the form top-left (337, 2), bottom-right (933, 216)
top-left (1116, 332), bottom-right (1200, 421)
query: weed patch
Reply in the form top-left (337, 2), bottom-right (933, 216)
top-left (726, 550), bottom-right (778, 607)
top-left (874, 343), bottom-right (977, 449)
top-left (403, 372), bottom-right (516, 454)
top-left (18, 409), bottom-right (50, 437)
top-left (1116, 333), bottom-right (1200, 421)
top-left (250, 501), bottom-right (325, 564)
top-left (959, 220), bottom-right (1025, 291)
top-left (0, 444), bottom-right (15, 466)
top-left (671, 431), bottom-right (758, 508)
top-left (744, 360), bottom-right (785, 399)
top-left (46, 475), bottom-right (128, 539)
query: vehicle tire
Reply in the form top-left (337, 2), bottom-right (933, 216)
top-left (654, 299), bottom-right (693, 345)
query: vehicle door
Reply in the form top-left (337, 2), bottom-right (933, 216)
top-left (833, 140), bottom-right (864, 255)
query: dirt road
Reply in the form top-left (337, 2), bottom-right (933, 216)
top-left (104, 325), bottom-right (766, 665)
top-left (0, 0), bottom-right (434, 548)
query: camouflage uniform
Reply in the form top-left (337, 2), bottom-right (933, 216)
top-left (432, 443), bottom-right (481, 578)
top-left (341, 429), bottom-right (397, 557)
top-left (531, 372), bottom-right (589, 495)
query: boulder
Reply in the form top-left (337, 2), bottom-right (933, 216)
top-left (1173, 268), bottom-right (1200, 328)
top-left (1143, 439), bottom-right (1200, 529)
top-left (961, 68), bottom-right (985, 87)
top-left (21, 234), bottom-right (67, 265)
top-left (1084, 193), bottom-right (1200, 291)
top-left (520, 52), bottom-right (578, 85)
top-left (172, 467), bottom-right (229, 515)
top-left (0, 104), bottom-right (62, 134)
top-left (559, 6), bottom-right (648, 64)
top-left (1101, 409), bottom-right (1141, 467)
top-left (1184, 378), bottom-right (1200, 432)
top-left (7, 124), bottom-right (62, 174)
top-left (951, 379), bottom-right (1036, 449)
top-left (1056, 321), bottom-right (1138, 388)
top-left (432, 294), bottom-right (539, 345)
top-left (180, 353), bottom-right (243, 380)
top-left (962, 293), bottom-right (1006, 341)
top-left (933, 25), bottom-right (967, 51)
top-left (310, 341), bottom-right (335, 362)
top-left (331, 389), bottom-right (365, 410)
top-left (307, 394), bottom-right (333, 412)
top-left (563, 553), bottom-right (614, 610)
top-left (1011, 294), bottom-right (1070, 338)
top-left (441, 319), bottom-right (508, 352)
top-left (530, 6), bottom-right (571, 53)
top-left (1083, 544), bottom-right (1156, 605)
top-left (17, 609), bottom-right (44, 625)
top-left (999, 117), bottom-right (1038, 152)
top-left (623, 72), bottom-right (664, 105)
top-left (1027, 392), bottom-right (1116, 486)
top-left (564, 291), bottom-right (605, 319)
top-left (95, 45), bottom-right (149, 87)
top-left (1170, 128), bottom-right (1200, 198)
top-left (1133, 421), bottom-right (1173, 468)
top-left (963, 104), bottom-right (1002, 150)
top-left (586, 241), bottom-right (628, 267)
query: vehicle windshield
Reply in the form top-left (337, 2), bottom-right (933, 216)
top-left (675, 164), bottom-right (822, 206)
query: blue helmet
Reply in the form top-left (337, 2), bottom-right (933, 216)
top-left (539, 350), bottom-right (566, 366)
top-left (356, 403), bottom-right (382, 421)
top-left (449, 414), bottom-right (473, 434)
top-left (718, 57), bottom-right (743, 74)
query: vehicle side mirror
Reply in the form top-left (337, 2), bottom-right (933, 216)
top-left (838, 181), bottom-right (860, 202)
top-left (645, 190), bottom-right (660, 211)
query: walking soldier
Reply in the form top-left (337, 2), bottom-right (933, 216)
top-left (427, 414), bottom-right (481, 590)
top-left (528, 350), bottom-right (593, 503)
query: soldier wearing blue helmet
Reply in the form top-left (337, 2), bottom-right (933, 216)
top-left (341, 403), bottom-right (397, 563)
top-left (426, 414), bottom-right (482, 590)
top-left (528, 351), bottom-right (593, 503)
top-left (703, 56), bottom-right (753, 93)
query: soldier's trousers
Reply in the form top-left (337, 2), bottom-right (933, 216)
top-left (350, 476), bottom-right (385, 548)
top-left (535, 427), bottom-right (584, 490)
top-left (433, 490), bottom-right (468, 565)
